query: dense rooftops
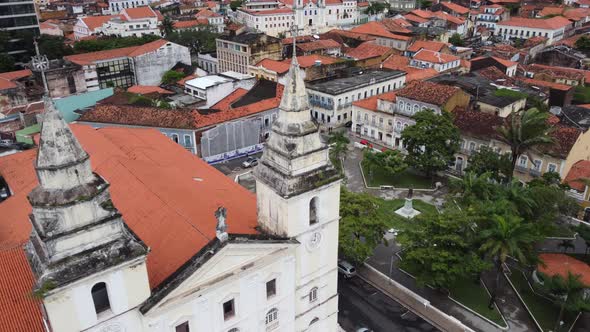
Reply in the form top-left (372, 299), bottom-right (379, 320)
top-left (306, 70), bottom-right (406, 95)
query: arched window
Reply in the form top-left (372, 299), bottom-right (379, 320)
top-left (91, 282), bottom-right (110, 314)
top-left (309, 197), bottom-right (318, 225)
top-left (309, 317), bottom-right (319, 325)
top-left (413, 104), bottom-right (419, 114)
top-left (309, 287), bottom-right (318, 302)
top-left (266, 308), bottom-right (278, 325)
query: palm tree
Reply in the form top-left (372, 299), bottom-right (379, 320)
top-left (496, 108), bottom-right (554, 182)
top-left (539, 271), bottom-right (590, 331)
top-left (161, 16), bottom-right (175, 37)
top-left (480, 214), bottom-right (539, 308)
top-left (449, 171), bottom-right (494, 203)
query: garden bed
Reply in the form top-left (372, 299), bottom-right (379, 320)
top-left (508, 270), bottom-right (578, 332)
top-left (361, 162), bottom-right (434, 189)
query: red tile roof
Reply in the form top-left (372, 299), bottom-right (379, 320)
top-left (352, 91), bottom-right (396, 112)
top-left (407, 40), bottom-right (448, 53)
top-left (0, 246), bottom-right (44, 332)
top-left (286, 54), bottom-right (340, 68)
top-left (413, 49), bottom-right (459, 64)
top-left (404, 13), bottom-right (429, 24)
top-left (296, 39), bottom-right (341, 52)
top-left (240, 7), bottom-right (294, 15)
top-left (441, 2), bottom-right (470, 15)
top-left (396, 80), bottom-right (460, 106)
top-left (350, 22), bottom-right (411, 41)
top-left (539, 253), bottom-right (590, 287)
top-left (345, 42), bottom-right (392, 60)
top-left (80, 15), bottom-right (116, 31)
top-left (0, 70), bottom-right (32, 91)
top-left (0, 125), bottom-right (259, 291)
top-left (527, 63), bottom-right (589, 83)
top-left (564, 160), bottom-right (590, 191)
top-left (453, 108), bottom-right (504, 140)
top-left (255, 58), bottom-right (291, 74)
top-left (121, 6), bottom-right (158, 19)
top-left (491, 56), bottom-right (518, 68)
top-left (519, 78), bottom-right (573, 91)
top-left (432, 10), bottom-right (466, 25)
top-left (498, 16), bottom-right (572, 30)
top-left (324, 29), bottom-right (376, 42)
top-left (381, 55), bottom-right (439, 81)
top-left (410, 9), bottom-right (434, 18)
top-left (545, 125), bottom-right (581, 159)
top-left (65, 39), bottom-right (169, 65)
top-left (173, 19), bottom-right (208, 29)
top-left (195, 8), bottom-right (222, 17)
top-left (127, 85), bottom-right (174, 95)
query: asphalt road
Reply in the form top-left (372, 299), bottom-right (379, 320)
top-left (338, 275), bottom-right (438, 332)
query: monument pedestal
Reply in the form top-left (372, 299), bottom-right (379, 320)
top-left (395, 198), bottom-right (421, 219)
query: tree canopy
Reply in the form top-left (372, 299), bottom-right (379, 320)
top-left (73, 35), bottom-right (161, 54)
top-left (449, 33), bottom-right (464, 47)
top-left (339, 188), bottom-right (390, 264)
top-left (575, 35), bottom-right (590, 51)
top-left (166, 27), bottom-right (220, 53)
top-left (465, 147), bottom-right (512, 183)
top-left (401, 110), bottom-right (461, 177)
top-left (363, 149), bottom-right (407, 182)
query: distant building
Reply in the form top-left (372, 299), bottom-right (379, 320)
top-left (495, 16), bottom-right (573, 44)
top-left (97, 6), bottom-right (162, 38)
top-left (0, 0), bottom-right (40, 63)
top-left (307, 69), bottom-right (407, 128)
top-left (184, 71), bottom-right (256, 108)
top-left (65, 40), bottom-right (191, 90)
top-left (108, 0), bottom-right (150, 13)
top-left (197, 52), bottom-right (219, 74)
top-left (409, 49), bottom-right (461, 73)
top-left (216, 32), bottom-right (282, 74)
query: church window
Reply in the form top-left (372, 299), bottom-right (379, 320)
top-left (266, 308), bottom-right (278, 326)
top-left (91, 282), bottom-right (110, 314)
top-left (175, 322), bottom-right (190, 332)
top-left (309, 197), bottom-right (319, 225)
top-left (309, 287), bottom-right (318, 302)
top-left (266, 279), bottom-right (276, 298)
top-left (223, 299), bottom-right (235, 320)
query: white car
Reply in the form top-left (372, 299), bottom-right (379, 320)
top-left (242, 156), bottom-right (258, 168)
top-left (338, 260), bottom-right (357, 278)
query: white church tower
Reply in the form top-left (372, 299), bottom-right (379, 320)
top-left (25, 98), bottom-right (150, 332)
top-left (254, 34), bottom-right (342, 331)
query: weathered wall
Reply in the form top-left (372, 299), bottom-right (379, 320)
top-left (134, 42), bottom-right (191, 86)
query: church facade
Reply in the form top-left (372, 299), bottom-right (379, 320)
top-left (0, 50), bottom-right (341, 332)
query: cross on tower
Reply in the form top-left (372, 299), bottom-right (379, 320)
top-left (31, 39), bottom-right (50, 97)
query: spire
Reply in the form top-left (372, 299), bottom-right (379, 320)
top-left (36, 97), bottom-right (89, 174)
top-left (280, 25), bottom-right (309, 112)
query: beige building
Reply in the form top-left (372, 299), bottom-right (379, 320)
top-left (216, 32), bottom-right (282, 74)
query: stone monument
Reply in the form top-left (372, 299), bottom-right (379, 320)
top-left (395, 187), bottom-right (421, 219)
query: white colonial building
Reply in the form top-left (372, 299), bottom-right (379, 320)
top-left (495, 16), bottom-right (572, 44)
top-left (0, 50), bottom-right (342, 332)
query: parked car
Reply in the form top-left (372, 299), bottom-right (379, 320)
top-left (338, 260), bottom-right (357, 278)
top-left (242, 156), bottom-right (258, 168)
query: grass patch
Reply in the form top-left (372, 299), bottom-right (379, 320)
top-left (362, 162), bottom-right (433, 189)
top-left (509, 270), bottom-right (578, 331)
top-left (574, 85), bottom-right (590, 104)
top-left (376, 198), bottom-right (437, 230)
top-left (448, 278), bottom-right (505, 326)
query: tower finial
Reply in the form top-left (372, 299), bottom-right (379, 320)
top-left (291, 24), bottom-right (299, 64)
top-left (31, 38), bottom-right (50, 98)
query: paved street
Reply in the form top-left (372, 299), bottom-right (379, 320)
top-left (338, 275), bottom-right (438, 332)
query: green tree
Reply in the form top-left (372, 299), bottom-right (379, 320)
top-left (449, 172), bottom-right (496, 204)
top-left (328, 132), bottom-right (350, 172)
top-left (496, 108), bottom-right (555, 182)
top-left (465, 147), bottom-right (512, 182)
top-left (339, 188), bottom-right (389, 264)
top-left (418, 0), bottom-right (433, 9)
top-left (73, 35), bottom-right (161, 53)
top-left (230, 0), bottom-right (243, 11)
top-left (161, 16), bottom-right (175, 37)
top-left (401, 110), bottom-right (461, 178)
top-left (38, 35), bottom-right (73, 59)
top-left (166, 28), bottom-right (220, 53)
top-left (449, 33), bottom-right (464, 46)
top-left (0, 53), bottom-right (15, 72)
top-left (397, 208), bottom-right (490, 288)
top-left (363, 149), bottom-right (407, 182)
top-left (161, 70), bottom-right (185, 84)
top-left (538, 271), bottom-right (590, 332)
top-left (575, 35), bottom-right (590, 51)
top-left (479, 213), bottom-right (540, 308)
top-left (365, 2), bottom-right (390, 15)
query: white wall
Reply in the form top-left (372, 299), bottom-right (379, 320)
top-left (134, 42), bottom-right (191, 86)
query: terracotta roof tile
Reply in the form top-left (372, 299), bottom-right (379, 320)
top-left (254, 58), bottom-right (291, 74)
top-left (79, 104), bottom-right (196, 128)
top-left (65, 39), bottom-right (169, 65)
top-left (352, 91), bottom-right (396, 111)
top-left (173, 19), bottom-right (208, 29)
top-left (285, 55), bottom-right (340, 68)
top-left (345, 42), bottom-right (392, 60)
top-left (296, 39), bottom-right (341, 52)
top-left (441, 2), bottom-right (470, 15)
top-left (381, 55), bottom-right (439, 81)
top-left (527, 64), bottom-right (589, 82)
top-left (453, 108), bottom-right (504, 140)
top-left (407, 40), bottom-right (448, 53)
top-left (127, 85), bottom-right (174, 95)
top-left (432, 10), bottom-right (466, 25)
top-left (410, 9), bottom-right (434, 18)
top-left (350, 22), bottom-right (411, 41)
top-left (396, 80), bottom-right (460, 106)
top-left (498, 16), bottom-right (572, 30)
top-left (539, 253), bottom-right (590, 287)
top-left (80, 15), bottom-right (116, 31)
top-left (324, 29), bottom-right (376, 42)
top-left (545, 125), bottom-right (581, 159)
top-left (413, 49), bottom-right (459, 64)
top-left (122, 6), bottom-right (158, 19)
top-left (519, 78), bottom-right (573, 91)
top-left (195, 8), bottom-right (222, 17)
top-left (0, 69), bottom-right (32, 91)
top-left (0, 124), bottom-right (259, 291)
top-left (404, 13), bottom-right (429, 24)
top-left (564, 160), bottom-right (590, 191)
top-left (0, 246), bottom-right (44, 332)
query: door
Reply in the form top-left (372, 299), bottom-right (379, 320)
top-left (456, 157), bottom-right (464, 172)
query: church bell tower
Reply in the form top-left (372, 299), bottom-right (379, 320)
top-left (253, 32), bottom-right (342, 331)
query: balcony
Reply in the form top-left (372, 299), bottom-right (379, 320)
top-left (515, 165), bottom-right (528, 173)
top-left (337, 102), bottom-right (353, 110)
top-left (310, 99), bottom-right (333, 110)
top-left (477, 16), bottom-right (499, 23)
top-left (460, 149), bottom-right (475, 156)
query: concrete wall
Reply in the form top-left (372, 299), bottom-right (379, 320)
top-left (134, 42), bottom-right (191, 86)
